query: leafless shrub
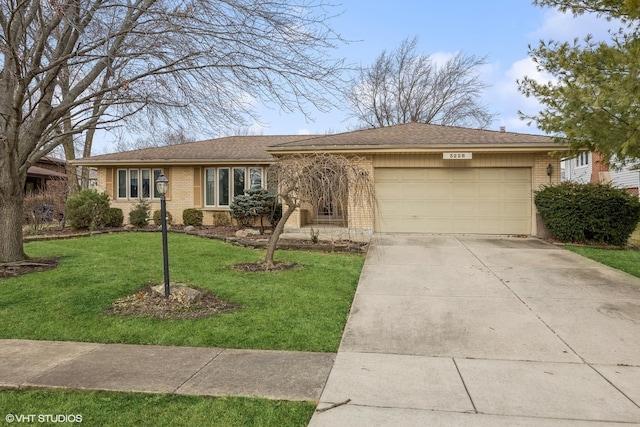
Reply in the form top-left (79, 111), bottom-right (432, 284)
top-left (23, 178), bottom-right (69, 234)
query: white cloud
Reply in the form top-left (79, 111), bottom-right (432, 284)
top-left (531, 10), bottom-right (620, 42)
top-left (481, 56), bottom-right (557, 134)
top-left (428, 51), bottom-right (455, 67)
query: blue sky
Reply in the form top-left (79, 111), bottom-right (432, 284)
top-left (251, 1), bottom-right (615, 137)
top-left (95, 1), bottom-right (616, 152)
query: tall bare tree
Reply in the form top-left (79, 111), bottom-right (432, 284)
top-left (347, 36), bottom-right (495, 129)
top-left (0, 0), bottom-right (347, 262)
top-left (264, 153), bottom-right (374, 270)
top-left (115, 127), bottom-right (196, 153)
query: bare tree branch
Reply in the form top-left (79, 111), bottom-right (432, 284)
top-left (0, 0), bottom-right (349, 262)
top-left (346, 35), bottom-right (495, 129)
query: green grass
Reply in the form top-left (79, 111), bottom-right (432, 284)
top-left (0, 388), bottom-right (314, 427)
top-left (0, 232), bottom-right (363, 352)
top-left (629, 224), bottom-right (640, 246)
top-left (567, 244), bottom-right (640, 278)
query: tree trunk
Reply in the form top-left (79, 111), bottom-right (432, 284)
top-left (264, 198), bottom-right (297, 269)
top-left (62, 130), bottom-right (80, 195)
top-left (0, 188), bottom-right (27, 263)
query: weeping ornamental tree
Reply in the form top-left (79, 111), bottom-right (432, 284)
top-left (0, 0), bottom-right (347, 263)
top-left (264, 153), bottom-right (375, 270)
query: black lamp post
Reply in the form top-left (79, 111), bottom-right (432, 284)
top-left (155, 173), bottom-right (170, 298)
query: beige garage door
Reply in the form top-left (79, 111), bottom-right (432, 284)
top-left (375, 168), bottom-right (532, 234)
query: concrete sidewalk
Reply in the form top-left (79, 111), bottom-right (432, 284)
top-left (309, 235), bottom-right (640, 426)
top-left (0, 339), bottom-right (334, 402)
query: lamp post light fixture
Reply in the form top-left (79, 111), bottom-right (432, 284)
top-left (155, 173), bottom-right (170, 298)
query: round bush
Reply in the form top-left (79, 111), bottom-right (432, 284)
top-left (64, 190), bottom-right (110, 230)
top-left (182, 208), bottom-right (203, 226)
top-left (103, 207), bottom-right (124, 227)
top-left (152, 209), bottom-right (173, 225)
top-left (535, 182), bottom-right (640, 245)
top-left (129, 201), bottom-right (150, 227)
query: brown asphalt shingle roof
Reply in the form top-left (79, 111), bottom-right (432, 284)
top-left (74, 123), bottom-right (561, 165)
top-left (268, 122), bottom-right (557, 150)
top-left (74, 135), bottom-right (314, 164)
top-left (27, 166), bottom-right (66, 178)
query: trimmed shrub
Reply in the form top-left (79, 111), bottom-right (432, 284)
top-left (152, 209), bottom-right (173, 226)
top-left (534, 182), bottom-right (640, 245)
top-left (230, 188), bottom-right (277, 232)
top-left (183, 208), bottom-right (203, 226)
top-left (129, 200), bottom-right (150, 227)
top-left (103, 207), bottom-right (124, 227)
top-left (65, 190), bottom-right (111, 230)
top-left (212, 211), bottom-right (232, 226)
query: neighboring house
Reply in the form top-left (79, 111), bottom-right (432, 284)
top-left (26, 156), bottom-right (66, 194)
top-left (563, 152), bottom-right (640, 196)
top-left (73, 122), bottom-right (565, 238)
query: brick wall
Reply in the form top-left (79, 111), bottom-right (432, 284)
top-left (96, 152), bottom-right (562, 236)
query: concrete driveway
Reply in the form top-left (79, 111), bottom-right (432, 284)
top-left (309, 235), bottom-right (640, 426)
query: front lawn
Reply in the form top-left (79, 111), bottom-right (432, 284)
top-left (0, 389), bottom-right (314, 427)
top-left (567, 244), bottom-right (640, 278)
top-left (0, 232), bottom-right (363, 352)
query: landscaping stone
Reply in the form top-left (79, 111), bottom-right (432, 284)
top-left (184, 225), bottom-right (196, 232)
top-left (151, 283), bottom-right (202, 303)
top-left (235, 229), bottom-right (261, 238)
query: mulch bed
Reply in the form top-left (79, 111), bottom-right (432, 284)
top-left (234, 261), bottom-right (297, 272)
top-left (103, 284), bottom-right (241, 320)
top-left (23, 225), bottom-right (369, 253)
top-left (0, 257), bottom-right (60, 279)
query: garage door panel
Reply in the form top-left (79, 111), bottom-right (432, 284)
top-left (426, 169), bottom-right (452, 180)
top-left (424, 187), bottom-right (452, 198)
top-left (425, 201), bottom-right (451, 216)
top-left (504, 168), bottom-right (531, 180)
top-left (477, 201), bottom-right (503, 215)
top-left (400, 200), bottom-right (429, 212)
top-left (375, 167), bottom-right (531, 234)
top-left (452, 169), bottom-right (477, 181)
top-left (504, 185), bottom-right (530, 198)
top-left (451, 200), bottom-right (478, 215)
top-left (402, 183), bottom-right (428, 196)
top-left (426, 219), bottom-right (453, 233)
top-left (398, 169), bottom-right (428, 181)
top-left (504, 201), bottom-right (531, 216)
top-left (453, 185), bottom-right (476, 198)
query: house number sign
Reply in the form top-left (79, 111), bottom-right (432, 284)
top-left (443, 152), bottom-right (472, 160)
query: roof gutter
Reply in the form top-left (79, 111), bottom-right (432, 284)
top-left (266, 143), bottom-right (569, 155)
top-left (71, 158), bottom-right (276, 166)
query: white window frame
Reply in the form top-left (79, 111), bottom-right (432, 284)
top-left (217, 167), bottom-right (230, 206)
top-left (204, 167), bottom-right (216, 207)
top-left (116, 168), bottom-right (163, 200)
top-left (117, 169), bottom-right (127, 199)
top-left (576, 152), bottom-right (589, 168)
top-left (203, 166), bottom-right (266, 207)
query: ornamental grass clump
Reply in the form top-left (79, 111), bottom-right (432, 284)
top-left (534, 182), bottom-right (640, 245)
